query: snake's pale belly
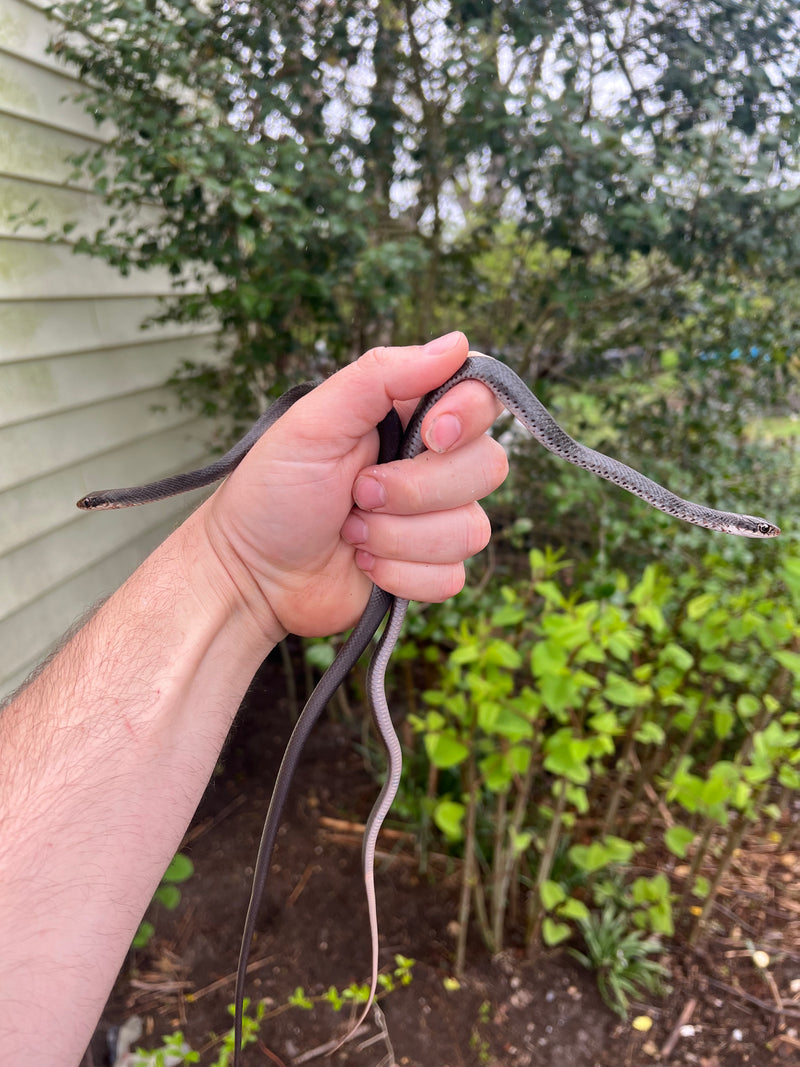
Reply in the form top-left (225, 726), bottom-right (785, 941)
top-left (77, 352), bottom-right (779, 1063)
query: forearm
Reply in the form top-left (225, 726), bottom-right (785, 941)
top-left (0, 504), bottom-right (273, 1065)
top-left (0, 334), bottom-right (506, 1065)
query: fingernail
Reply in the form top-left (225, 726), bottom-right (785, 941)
top-left (353, 475), bottom-right (387, 511)
top-left (424, 413), bottom-right (462, 453)
top-left (341, 514), bottom-right (368, 545)
top-left (423, 331), bottom-right (461, 355)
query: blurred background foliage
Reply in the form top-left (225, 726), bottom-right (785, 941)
top-left (49, 0), bottom-right (800, 979)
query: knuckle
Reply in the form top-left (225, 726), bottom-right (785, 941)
top-left (484, 437), bottom-right (510, 485)
top-left (402, 459), bottom-right (431, 514)
top-left (419, 563), bottom-right (466, 602)
top-left (359, 344), bottom-right (392, 371)
top-left (470, 505), bottom-right (492, 554)
top-left (437, 563), bottom-right (467, 601)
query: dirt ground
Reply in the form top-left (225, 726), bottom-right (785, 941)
top-left (90, 654), bottom-right (800, 1067)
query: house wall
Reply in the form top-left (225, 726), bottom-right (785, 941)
top-left (0, 0), bottom-right (225, 696)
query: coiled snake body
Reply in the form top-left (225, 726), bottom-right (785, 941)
top-left (78, 353), bottom-right (779, 1063)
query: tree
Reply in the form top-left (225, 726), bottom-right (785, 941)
top-left (51, 0), bottom-right (800, 421)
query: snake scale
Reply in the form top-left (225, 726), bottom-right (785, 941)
top-left (77, 353), bottom-right (779, 1064)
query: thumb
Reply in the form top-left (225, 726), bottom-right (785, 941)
top-left (313, 332), bottom-right (470, 444)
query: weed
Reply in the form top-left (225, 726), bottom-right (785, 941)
top-left (569, 904), bottom-right (670, 1017)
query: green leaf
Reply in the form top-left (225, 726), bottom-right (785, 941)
top-left (450, 643), bottom-right (480, 665)
top-left (713, 705), bottom-right (735, 740)
top-left (569, 836), bottom-right (634, 873)
top-left (693, 876), bottom-right (710, 900)
top-left (556, 897), bottom-right (590, 922)
top-left (485, 639), bottom-right (523, 669)
top-left (154, 885), bottom-right (181, 910)
top-left (304, 640), bottom-right (336, 671)
top-left (424, 731), bottom-right (469, 769)
top-left (687, 594), bottom-right (715, 620)
top-left (433, 799), bottom-right (466, 841)
top-left (288, 987), bottom-right (314, 1010)
top-left (773, 649), bottom-right (800, 677)
top-left (631, 872), bottom-right (671, 904)
top-left (163, 853), bottom-right (194, 883)
top-left (543, 731), bottom-right (592, 783)
top-left (540, 879), bottom-right (567, 910)
top-left (491, 603), bottom-right (527, 627)
top-left (588, 711), bottom-right (621, 735)
top-left (531, 640), bottom-right (567, 677)
top-left (603, 672), bottom-right (652, 708)
top-left (660, 642), bottom-right (694, 671)
top-left (736, 693), bottom-right (760, 719)
top-left (542, 918), bottom-right (572, 946)
top-left (634, 721), bottom-right (666, 745)
top-left (564, 782), bottom-right (589, 813)
top-left (637, 603), bottom-right (666, 632)
top-left (509, 828), bottom-right (532, 855)
top-left (323, 986), bottom-right (344, 1011)
top-left (479, 752), bottom-right (514, 792)
top-left (535, 581), bottom-right (566, 606)
top-left (664, 826), bottom-right (695, 859)
top-left (132, 921), bottom-right (154, 949)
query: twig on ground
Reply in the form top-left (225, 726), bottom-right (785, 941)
top-left (291, 1024), bottom-right (371, 1064)
top-left (287, 862), bottom-right (319, 907)
top-left (182, 794), bottom-right (246, 846)
top-left (659, 998), bottom-right (697, 1059)
top-left (258, 1040), bottom-right (289, 1067)
top-left (188, 955), bottom-right (274, 1001)
top-left (708, 978), bottom-right (800, 1019)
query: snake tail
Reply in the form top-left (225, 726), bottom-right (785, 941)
top-left (331, 596), bottom-right (408, 1053)
top-left (232, 586), bottom-right (394, 1064)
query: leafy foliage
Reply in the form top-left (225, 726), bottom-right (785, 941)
top-left (389, 543), bottom-right (800, 991)
top-left (48, 0), bottom-right (800, 423)
top-left (490, 349), bottom-right (796, 577)
top-left (126, 956), bottom-right (414, 1066)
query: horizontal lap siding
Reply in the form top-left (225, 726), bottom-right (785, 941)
top-left (0, 0), bottom-right (225, 696)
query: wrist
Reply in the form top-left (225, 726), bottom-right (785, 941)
top-left (188, 496), bottom-right (289, 653)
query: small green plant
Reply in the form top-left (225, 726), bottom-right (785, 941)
top-left (211, 999), bottom-right (265, 1067)
top-left (468, 999), bottom-right (492, 1064)
top-left (280, 954), bottom-right (415, 1015)
top-left (569, 904), bottom-right (671, 1017)
top-left (127, 956), bottom-right (415, 1065)
top-left (133, 852), bottom-right (195, 949)
top-left (128, 1031), bottom-right (199, 1066)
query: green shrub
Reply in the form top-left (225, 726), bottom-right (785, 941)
top-left (391, 545), bottom-right (800, 991)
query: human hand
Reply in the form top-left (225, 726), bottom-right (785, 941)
top-left (200, 332), bottom-right (508, 642)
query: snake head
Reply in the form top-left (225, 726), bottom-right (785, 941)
top-left (76, 493), bottom-right (122, 510)
top-left (740, 516), bottom-right (781, 538)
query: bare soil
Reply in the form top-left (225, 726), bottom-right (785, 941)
top-left (91, 654), bottom-right (800, 1067)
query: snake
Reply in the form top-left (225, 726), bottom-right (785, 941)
top-left (77, 352), bottom-right (779, 1063)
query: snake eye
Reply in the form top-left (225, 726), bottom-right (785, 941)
top-left (758, 522), bottom-right (773, 536)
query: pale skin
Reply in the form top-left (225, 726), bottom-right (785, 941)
top-left (0, 331), bottom-right (508, 1066)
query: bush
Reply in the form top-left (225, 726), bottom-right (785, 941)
top-left (390, 544), bottom-right (800, 986)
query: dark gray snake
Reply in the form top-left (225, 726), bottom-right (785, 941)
top-left (77, 353), bottom-right (779, 1063)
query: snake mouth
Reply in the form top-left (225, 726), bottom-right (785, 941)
top-left (77, 494), bottom-right (121, 510)
top-left (741, 517), bottom-right (781, 538)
